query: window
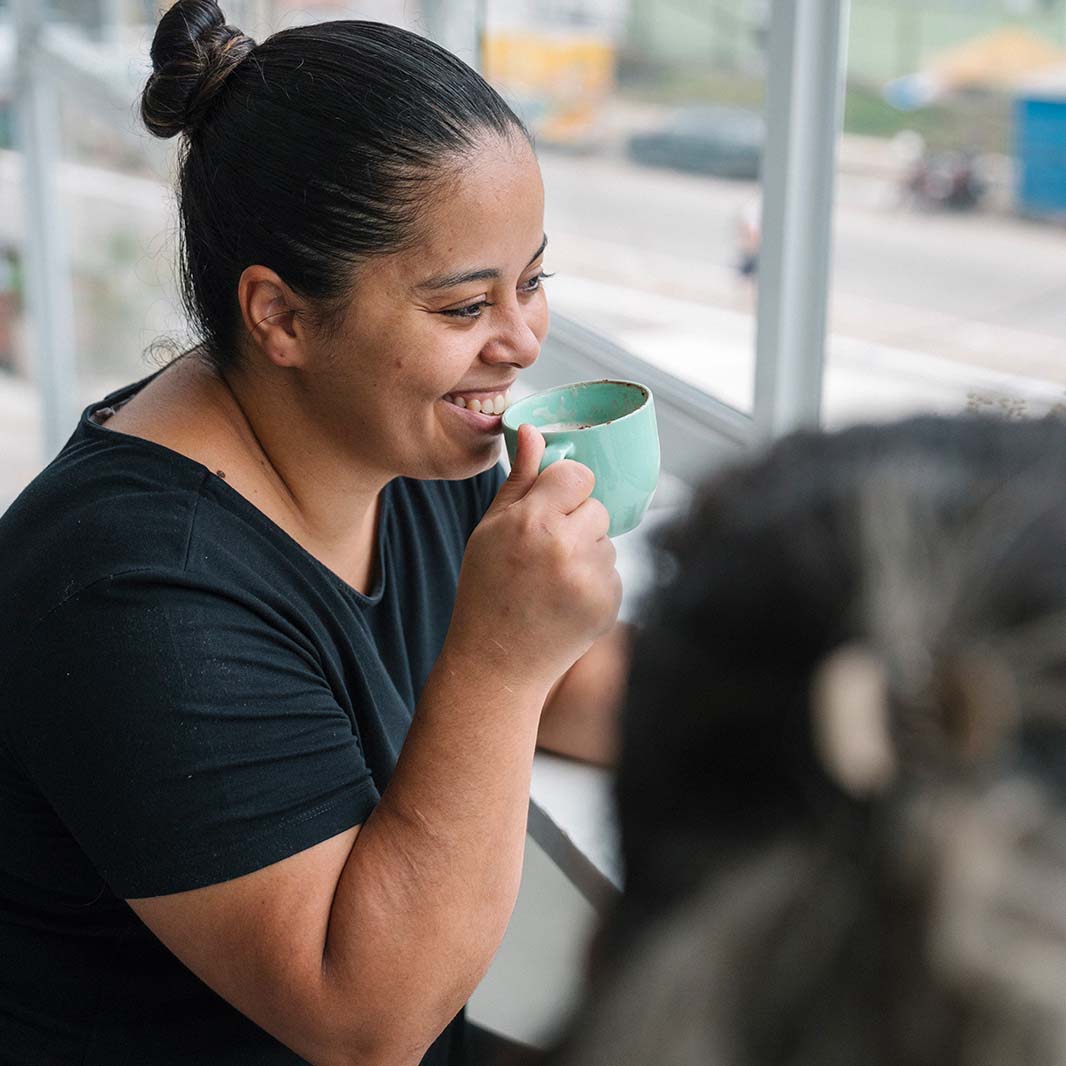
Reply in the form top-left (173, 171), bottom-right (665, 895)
top-left (824, 0), bottom-right (1066, 428)
top-left (483, 0), bottom-right (769, 417)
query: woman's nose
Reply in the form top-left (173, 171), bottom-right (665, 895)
top-left (480, 304), bottom-right (543, 369)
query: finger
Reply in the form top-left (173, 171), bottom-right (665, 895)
top-left (590, 535), bottom-right (619, 587)
top-left (526, 459), bottom-right (596, 517)
top-left (568, 495), bottom-right (612, 542)
top-left (512, 423), bottom-right (546, 483)
top-left (492, 424), bottom-right (546, 509)
top-left (605, 565), bottom-right (624, 618)
top-left (597, 536), bottom-right (618, 572)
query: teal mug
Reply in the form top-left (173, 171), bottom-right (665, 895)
top-left (502, 379), bottom-right (660, 538)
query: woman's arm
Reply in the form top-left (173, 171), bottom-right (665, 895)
top-left (130, 640), bottom-right (549, 1066)
top-left (536, 622), bottom-right (633, 767)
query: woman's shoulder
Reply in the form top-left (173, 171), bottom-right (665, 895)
top-left (0, 403), bottom-right (296, 640)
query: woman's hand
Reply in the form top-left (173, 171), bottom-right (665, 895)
top-left (448, 424), bottom-right (622, 694)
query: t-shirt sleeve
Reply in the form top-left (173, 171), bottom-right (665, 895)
top-left (7, 569), bottom-right (379, 899)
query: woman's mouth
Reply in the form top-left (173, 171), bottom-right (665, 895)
top-left (439, 389), bottom-right (512, 434)
top-left (443, 389), bottom-right (512, 416)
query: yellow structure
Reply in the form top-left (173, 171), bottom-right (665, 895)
top-left (926, 27), bottom-right (1066, 90)
top-left (482, 30), bottom-right (616, 146)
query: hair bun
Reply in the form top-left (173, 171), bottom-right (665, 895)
top-left (141, 0), bottom-right (255, 139)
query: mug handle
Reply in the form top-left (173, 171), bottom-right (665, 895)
top-left (540, 440), bottom-right (576, 471)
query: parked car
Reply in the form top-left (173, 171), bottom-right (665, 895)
top-left (626, 105), bottom-right (763, 180)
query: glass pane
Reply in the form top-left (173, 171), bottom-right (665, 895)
top-left (47, 0), bottom-right (182, 460)
top-left (52, 0), bottom-right (433, 396)
top-left (1, 5), bottom-right (34, 506)
top-left (484, 0), bottom-right (769, 413)
top-left (0, 241), bottom-right (32, 509)
top-left (825, 3), bottom-right (1066, 428)
top-left (58, 97), bottom-right (182, 391)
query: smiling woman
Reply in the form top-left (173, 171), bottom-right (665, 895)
top-left (0, 3), bottom-right (624, 1065)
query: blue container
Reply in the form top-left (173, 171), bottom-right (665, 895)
top-left (1015, 92), bottom-right (1066, 219)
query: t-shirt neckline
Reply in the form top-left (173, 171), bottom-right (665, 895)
top-left (79, 372), bottom-right (392, 606)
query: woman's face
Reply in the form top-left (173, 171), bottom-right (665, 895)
top-left (306, 134), bottom-right (549, 483)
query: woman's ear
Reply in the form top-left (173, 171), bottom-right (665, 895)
top-left (237, 265), bottom-right (309, 369)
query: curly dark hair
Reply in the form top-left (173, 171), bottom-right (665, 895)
top-left (552, 414), bottom-right (1066, 1066)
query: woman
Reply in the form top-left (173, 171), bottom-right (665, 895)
top-left (0, 4), bottom-right (627, 1063)
top-left (550, 414), bottom-right (1066, 1066)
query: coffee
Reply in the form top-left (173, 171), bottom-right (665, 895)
top-left (535, 421), bottom-right (591, 433)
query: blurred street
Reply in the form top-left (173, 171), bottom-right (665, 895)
top-left (541, 147), bottom-right (1066, 417)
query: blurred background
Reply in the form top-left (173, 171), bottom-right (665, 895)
top-left (2, 0), bottom-right (1066, 506)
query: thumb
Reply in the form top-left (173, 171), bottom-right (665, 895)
top-left (492, 424), bottom-right (545, 509)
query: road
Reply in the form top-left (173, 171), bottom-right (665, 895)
top-left (539, 150), bottom-right (1066, 420)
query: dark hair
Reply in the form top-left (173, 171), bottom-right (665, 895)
top-left (141, 0), bottom-right (530, 369)
top-left (552, 414), bottom-right (1066, 1066)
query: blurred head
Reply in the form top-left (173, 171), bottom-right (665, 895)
top-left (142, 1), bottom-right (547, 480)
top-left (556, 415), bottom-right (1066, 1066)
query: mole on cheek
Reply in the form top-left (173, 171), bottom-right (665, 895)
top-left (394, 358), bottom-right (404, 370)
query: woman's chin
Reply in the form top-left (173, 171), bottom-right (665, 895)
top-left (449, 439), bottom-right (503, 480)
top-left (400, 437), bottom-right (501, 484)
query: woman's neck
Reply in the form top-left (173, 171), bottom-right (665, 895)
top-left (221, 359), bottom-right (389, 588)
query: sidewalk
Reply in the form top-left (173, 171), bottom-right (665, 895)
top-left (548, 274), bottom-right (1066, 424)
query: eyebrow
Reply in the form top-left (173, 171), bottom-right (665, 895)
top-left (415, 234), bottom-right (548, 292)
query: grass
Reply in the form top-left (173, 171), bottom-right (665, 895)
top-left (616, 64), bottom-right (766, 109)
top-left (617, 65), bottom-right (1015, 154)
top-left (843, 81), bottom-right (1013, 154)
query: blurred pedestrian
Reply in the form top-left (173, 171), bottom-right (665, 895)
top-left (0, 247), bottom-right (19, 374)
top-left (893, 128), bottom-right (927, 210)
top-left (734, 194), bottom-right (761, 288)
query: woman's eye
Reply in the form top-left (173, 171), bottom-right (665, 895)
top-left (439, 272), bottom-right (553, 319)
top-left (441, 300), bottom-right (491, 319)
top-left (522, 271), bottom-right (554, 293)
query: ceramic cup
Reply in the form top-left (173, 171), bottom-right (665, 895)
top-left (502, 379), bottom-right (660, 538)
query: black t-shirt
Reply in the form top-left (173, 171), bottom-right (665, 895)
top-left (0, 375), bottom-right (505, 1065)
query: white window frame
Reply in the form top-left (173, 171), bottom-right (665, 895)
top-left (14, 0), bottom-right (850, 475)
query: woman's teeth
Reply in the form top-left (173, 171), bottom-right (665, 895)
top-left (443, 390), bottom-right (511, 415)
